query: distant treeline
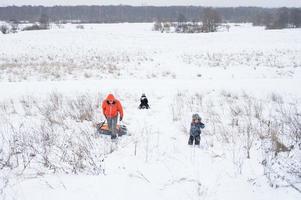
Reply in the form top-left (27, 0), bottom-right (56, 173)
top-left (0, 6), bottom-right (277, 23)
top-left (0, 6), bottom-right (300, 26)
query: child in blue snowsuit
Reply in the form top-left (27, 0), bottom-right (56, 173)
top-left (188, 114), bottom-right (205, 145)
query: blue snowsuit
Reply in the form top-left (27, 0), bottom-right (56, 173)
top-left (188, 122), bottom-right (205, 145)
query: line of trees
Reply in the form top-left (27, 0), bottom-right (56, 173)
top-left (253, 7), bottom-right (301, 29)
top-left (0, 6), bottom-right (300, 30)
top-left (0, 5), bottom-right (299, 24)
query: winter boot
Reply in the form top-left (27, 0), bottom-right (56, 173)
top-left (111, 134), bottom-right (117, 140)
top-left (188, 136), bottom-right (194, 145)
top-left (195, 136), bottom-right (201, 146)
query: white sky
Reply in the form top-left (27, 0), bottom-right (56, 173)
top-left (0, 0), bottom-right (301, 7)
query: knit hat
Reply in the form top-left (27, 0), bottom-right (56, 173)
top-left (192, 113), bottom-right (201, 120)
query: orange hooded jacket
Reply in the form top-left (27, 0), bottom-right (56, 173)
top-left (102, 94), bottom-right (124, 118)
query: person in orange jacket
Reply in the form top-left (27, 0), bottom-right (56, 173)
top-left (102, 94), bottom-right (124, 139)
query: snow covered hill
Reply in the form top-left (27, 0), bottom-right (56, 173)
top-left (0, 23), bottom-right (301, 200)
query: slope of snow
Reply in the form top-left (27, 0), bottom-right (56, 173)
top-left (1, 80), bottom-right (301, 200)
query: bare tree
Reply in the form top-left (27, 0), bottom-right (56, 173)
top-left (177, 13), bottom-right (187, 25)
top-left (202, 8), bottom-right (222, 32)
top-left (39, 14), bottom-right (50, 29)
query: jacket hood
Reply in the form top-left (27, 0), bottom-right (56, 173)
top-left (106, 94), bottom-right (115, 101)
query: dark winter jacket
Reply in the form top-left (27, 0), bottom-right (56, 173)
top-left (190, 122), bottom-right (205, 137)
top-left (140, 95), bottom-right (149, 108)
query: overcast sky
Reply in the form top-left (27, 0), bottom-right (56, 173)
top-left (0, 0), bottom-right (301, 7)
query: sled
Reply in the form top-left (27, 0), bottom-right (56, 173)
top-left (138, 105), bottom-right (150, 109)
top-left (96, 122), bottom-right (127, 136)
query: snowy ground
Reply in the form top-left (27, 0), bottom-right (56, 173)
top-left (0, 23), bottom-right (301, 81)
top-left (0, 23), bottom-right (301, 200)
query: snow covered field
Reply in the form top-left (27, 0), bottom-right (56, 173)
top-left (0, 23), bottom-right (301, 81)
top-left (0, 23), bottom-right (301, 200)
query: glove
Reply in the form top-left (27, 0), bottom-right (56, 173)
top-left (119, 116), bottom-right (123, 121)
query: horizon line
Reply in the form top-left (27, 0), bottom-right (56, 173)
top-left (1, 4), bottom-right (301, 8)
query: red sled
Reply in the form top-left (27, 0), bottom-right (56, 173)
top-left (96, 122), bottom-right (127, 136)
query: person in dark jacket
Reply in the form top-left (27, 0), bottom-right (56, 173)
top-left (139, 93), bottom-right (150, 109)
top-left (188, 114), bottom-right (205, 146)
